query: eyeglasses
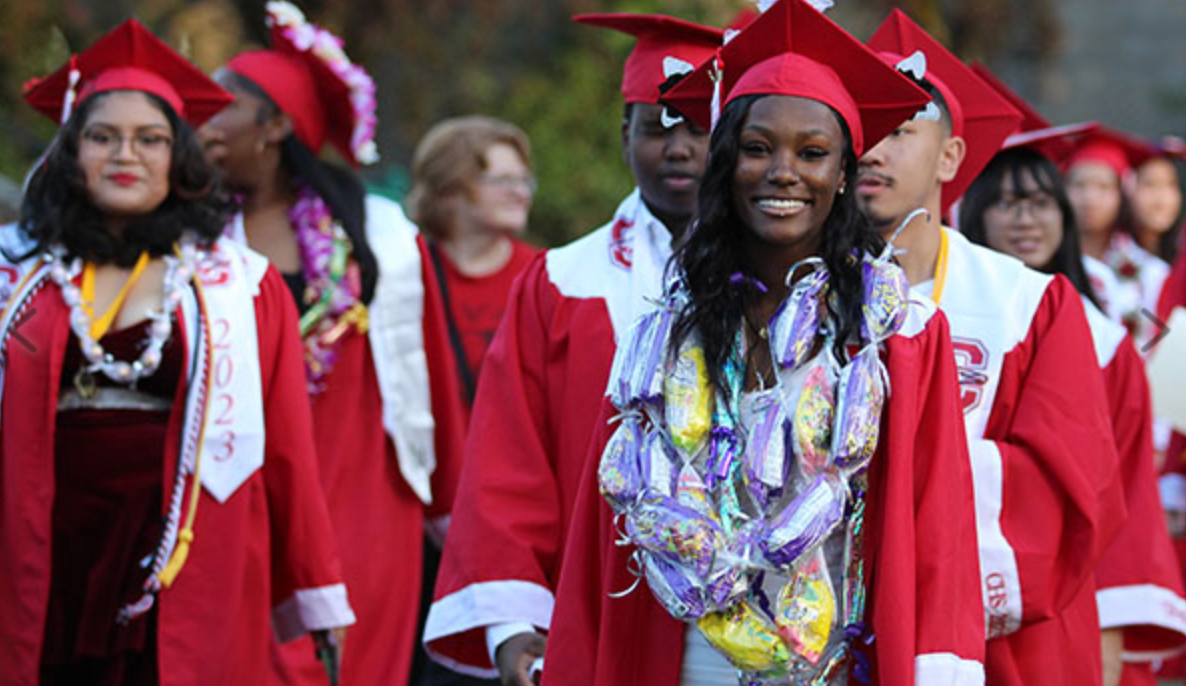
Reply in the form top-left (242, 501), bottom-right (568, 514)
top-left (479, 174), bottom-right (538, 193)
top-left (80, 128), bottom-right (173, 157)
top-left (989, 193), bottom-right (1059, 219)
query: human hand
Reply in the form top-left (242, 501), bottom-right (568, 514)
top-left (312, 627), bottom-right (347, 685)
top-left (1100, 628), bottom-right (1123, 686)
top-left (495, 631), bottom-right (546, 686)
top-left (1167, 508), bottom-right (1186, 539)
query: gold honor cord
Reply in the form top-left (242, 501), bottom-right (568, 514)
top-left (931, 229), bottom-right (950, 306)
top-left (81, 251), bottom-right (150, 339)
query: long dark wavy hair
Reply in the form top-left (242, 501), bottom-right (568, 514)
top-left (669, 94), bottom-right (883, 396)
top-left (15, 91), bottom-right (231, 266)
top-left (960, 147), bottom-right (1101, 309)
top-left (224, 71), bottom-right (378, 304)
top-left (1137, 154), bottom-right (1186, 264)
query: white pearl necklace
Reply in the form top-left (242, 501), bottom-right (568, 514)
top-left (47, 242), bottom-right (199, 395)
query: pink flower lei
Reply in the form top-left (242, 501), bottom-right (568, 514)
top-left (266, 1), bottom-right (379, 165)
top-left (290, 183), bottom-right (366, 393)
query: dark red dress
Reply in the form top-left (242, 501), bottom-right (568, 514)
top-left (39, 319), bottom-right (183, 686)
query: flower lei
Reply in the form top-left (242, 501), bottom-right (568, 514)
top-left (290, 184), bottom-right (367, 393)
top-left (600, 249), bottom-right (909, 685)
top-left (266, 0), bottom-right (379, 165)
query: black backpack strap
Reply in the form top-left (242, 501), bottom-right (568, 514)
top-left (427, 240), bottom-right (477, 404)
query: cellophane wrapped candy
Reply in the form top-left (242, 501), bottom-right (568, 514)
top-left (860, 256), bottom-right (908, 343)
top-left (744, 393), bottom-right (788, 509)
top-left (665, 344), bottom-right (713, 457)
top-left (761, 473), bottom-right (846, 569)
top-left (698, 600), bottom-right (791, 673)
top-left (611, 307), bottom-right (673, 408)
top-left (771, 269), bottom-right (828, 370)
top-left (830, 346), bottom-right (886, 473)
top-left (641, 429), bottom-right (677, 497)
top-left (677, 461), bottom-right (713, 519)
top-left (706, 522), bottom-right (761, 610)
top-left (599, 418), bottom-right (645, 514)
top-left (645, 552), bottom-right (709, 620)
top-left (791, 359), bottom-right (835, 477)
top-left (775, 549), bottom-right (837, 665)
top-left (626, 493), bottom-right (721, 578)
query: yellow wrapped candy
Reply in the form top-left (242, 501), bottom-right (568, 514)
top-left (664, 345), bottom-right (712, 456)
top-left (793, 360), bottom-right (835, 476)
top-left (774, 553), bottom-right (836, 665)
top-left (697, 601), bottom-right (790, 673)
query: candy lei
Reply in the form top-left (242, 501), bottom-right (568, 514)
top-left (290, 184), bottom-right (367, 393)
top-left (600, 250), bottom-right (909, 685)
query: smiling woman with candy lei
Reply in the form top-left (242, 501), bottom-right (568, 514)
top-left (533, 2), bottom-right (986, 685)
top-left (199, 2), bottom-right (467, 684)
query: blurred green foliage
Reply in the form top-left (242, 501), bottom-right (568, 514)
top-left (0, 0), bottom-right (1071, 243)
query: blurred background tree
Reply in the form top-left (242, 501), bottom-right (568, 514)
top-left (1, 0), bottom-right (1183, 241)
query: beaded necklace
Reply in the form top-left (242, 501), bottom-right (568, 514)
top-left (48, 242), bottom-right (198, 398)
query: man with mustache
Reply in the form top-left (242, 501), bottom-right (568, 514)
top-left (423, 14), bottom-right (721, 686)
top-left (857, 10), bottom-right (1127, 686)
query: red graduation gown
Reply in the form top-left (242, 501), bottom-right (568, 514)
top-left (933, 229), bottom-right (1127, 686)
top-left (541, 301), bottom-right (986, 685)
top-left (0, 266), bottom-right (348, 686)
top-left (426, 190), bottom-right (671, 676)
top-left (270, 236), bottom-right (468, 686)
top-left (1083, 302), bottom-right (1186, 666)
top-left (1157, 248), bottom-right (1186, 471)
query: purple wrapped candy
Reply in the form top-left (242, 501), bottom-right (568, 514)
top-left (610, 307), bottom-right (673, 407)
top-left (744, 394), bottom-right (788, 508)
top-left (860, 257), bottom-right (909, 344)
top-left (792, 360), bottom-right (835, 477)
top-left (760, 473), bottom-right (846, 569)
top-left (831, 346), bottom-right (887, 472)
top-left (644, 553), bottom-right (709, 619)
top-left (706, 523), bottom-right (761, 609)
top-left (599, 419), bottom-right (645, 514)
top-left (771, 269), bottom-right (828, 370)
top-left (626, 493), bottom-right (721, 578)
top-left (610, 311), bottom-right (655, 408)
top-left (641, 430), bottom-right (677, 497)
top-left (637, 307), bottom-right (674, 402)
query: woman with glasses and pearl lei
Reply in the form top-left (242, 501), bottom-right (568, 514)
top-left (0, 19), bottom-right (354, 685)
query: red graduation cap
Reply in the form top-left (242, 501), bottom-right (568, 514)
top-left (226, 1), bottom-right (378, 166)
top-left (868, 9), bottom-right (1023, 214)
top-left (572, 13), bottom-right (724, 105)
top-left (1063, 127), bottom-right (1156, 179)
top-left (661, 0), bottom-right (930, 157)
top-left (1002, 121), bottom-right (1101, 162)
top-left (970, 62), bottom-right (1100, 161)
top-left (22, 18), bottom-right (232, 127)
top-left (970, 62), bottom-right (1051, 133)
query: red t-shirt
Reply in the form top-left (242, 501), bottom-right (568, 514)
top-left (438, 239), bottom-right (538, 399)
